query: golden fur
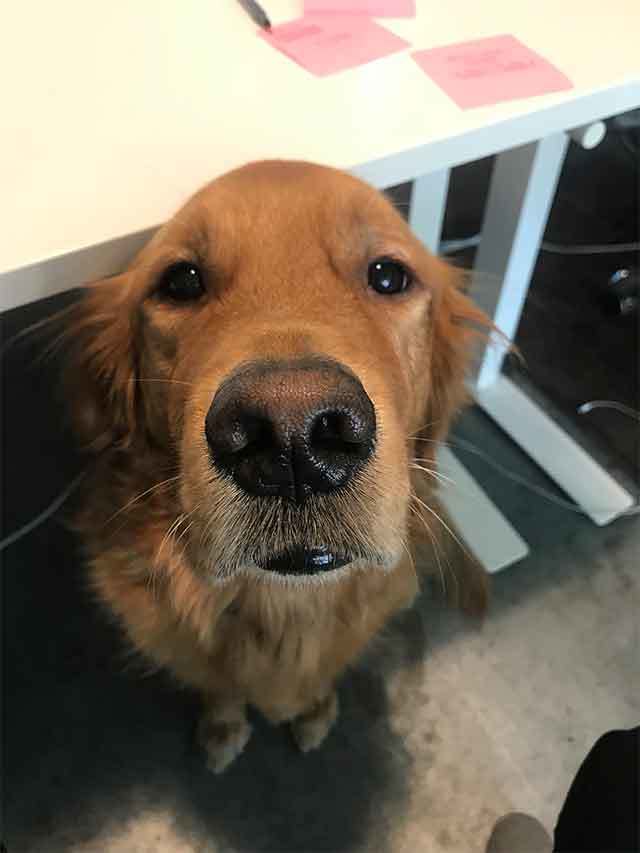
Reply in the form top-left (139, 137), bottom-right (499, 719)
top-left (64, 161), bottom-right (488, 771)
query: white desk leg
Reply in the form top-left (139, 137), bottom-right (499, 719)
top-left (436, 446), bottom-right (529, 573)
top-left (469, 136), bottom-right (636, 525)
top-left (470, 134), bottom-right (569, 389)
top-left (409, 169), bottom-right (450, 252)
top-left (474, 376), bottom-right (636, 525)
top-left (409, 168), bottom-right (530, 572)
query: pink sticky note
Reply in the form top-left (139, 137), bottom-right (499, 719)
top-left (412, 34), bottom-right (572, 109)
top-left (260, 15), bottom-right (410, 77)
top-left (304, 0), bottom-right (416, 16)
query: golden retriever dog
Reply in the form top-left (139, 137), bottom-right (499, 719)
top-left (64, 161), bottom-right (488, 773)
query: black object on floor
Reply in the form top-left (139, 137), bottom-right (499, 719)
top-left (554, 727), bottom-right (639, 852)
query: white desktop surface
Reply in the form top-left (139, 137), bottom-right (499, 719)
top-left (2, 0), bottom-right (639, 302)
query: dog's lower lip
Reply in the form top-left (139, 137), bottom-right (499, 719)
top-left (260, 547), bottom-right (351, 575)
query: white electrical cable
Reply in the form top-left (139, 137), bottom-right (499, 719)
top-left (440, 235), bottom-right (481, 253)
top-left (578, 400), bottom-right (640, 421)
top-left (448, 435), bottom-right (640, 518)
top-left (0, 470), bottom-right (87, 552)
top-left (541, 240), bottom-right (640, 256)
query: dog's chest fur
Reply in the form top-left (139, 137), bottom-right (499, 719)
top-left (87, 532), bottom-right (418, 722)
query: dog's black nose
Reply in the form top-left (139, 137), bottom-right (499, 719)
top-left (205, 358), bottom-right (376, 503)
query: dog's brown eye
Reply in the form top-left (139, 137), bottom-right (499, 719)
top-left (368, 258), bottom-right (411, 295)
top-left (157, 262), bottom-right (204, 302)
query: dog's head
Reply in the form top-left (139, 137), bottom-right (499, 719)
top-left (66, 161), bottom-right (484, 584)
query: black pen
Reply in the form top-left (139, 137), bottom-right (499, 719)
top-left (237, 0), bottom-right (272, 31)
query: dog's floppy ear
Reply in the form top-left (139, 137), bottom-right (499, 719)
top-left (425, 262), bottom-right (489, 443)
top-left (62, 274), bottom-right (138, 453)
top-left (413, 261), bottom-right (491, 617)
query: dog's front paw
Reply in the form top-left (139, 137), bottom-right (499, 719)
top-left (291, 690), bottom-right (338, 753)
top-left (198, 714), bottom-right (252, 774)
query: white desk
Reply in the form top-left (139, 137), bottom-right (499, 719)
top-left (2, 1), bottom-right (639, 569)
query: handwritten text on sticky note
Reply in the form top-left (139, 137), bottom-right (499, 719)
top-left (412, 35), bottom-right (572, 109)
top-left (261, 15), bottom-right (410, 77)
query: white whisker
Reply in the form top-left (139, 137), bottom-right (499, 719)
top-left (408, 501), bottom-right (447, 596)
top-left (105, 475), bottom-right (181, 524)
top-left (156, 513), bottom-right (188, 564)
top-left (399, 536), bottom-right (419, 591)
top-left (411, 492), bottom-right (472, 568)
top-left (410, 462), bottom-right (455, 488)
top-left (407, 420), bottom-right (442, 440)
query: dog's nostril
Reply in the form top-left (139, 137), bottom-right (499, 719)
top-left (231, 415), bottom-right (274, 456)
top-left (207, 412), bottom-right (279, 478)
top-left (310, 411), bottom-right (369, 456)
top-left (311, 413), bottom-right (342, 451)
top-left (226, 422), bottom-right (251, 454)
